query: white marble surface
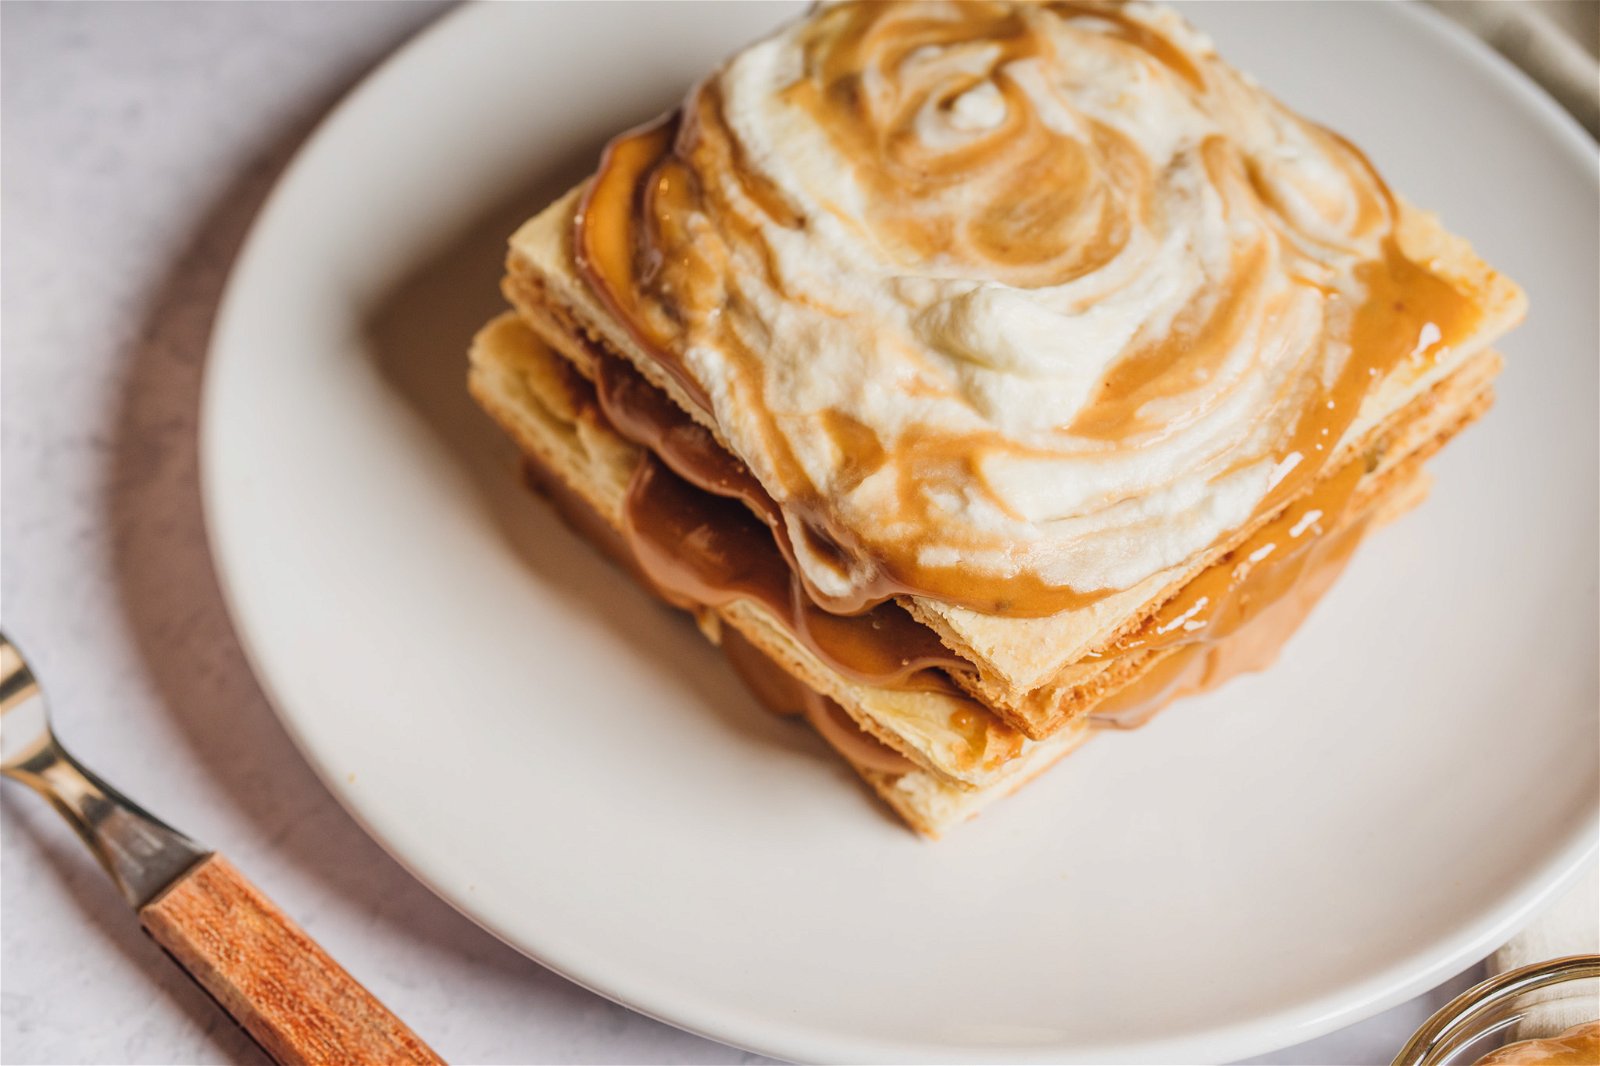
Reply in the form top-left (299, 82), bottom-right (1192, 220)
top-left (0, 3), bottom-right (1567, 1064)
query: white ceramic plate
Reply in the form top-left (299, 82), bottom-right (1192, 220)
top-left (202, 3), bottom-right (1598, 1062)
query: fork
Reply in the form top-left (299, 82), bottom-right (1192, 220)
top-left (0, 632), bottom-right (445, 1065)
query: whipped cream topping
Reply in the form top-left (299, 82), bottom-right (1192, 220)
top-left (575, 0), bottom-right (1477, 615)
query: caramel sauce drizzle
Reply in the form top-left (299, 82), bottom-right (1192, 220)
top-left (777, 1), bottom-right (1179, 284)
top-left (573, 117), bottom-right (708, 408)
top-left (573, 0), bottom-right (1482, 620)
top-left (578, 124), bottom-right (1119, 619)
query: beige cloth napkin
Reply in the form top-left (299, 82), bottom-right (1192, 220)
top-left (1426, 0), bottom-right (1600, 137)
top-left (1491, 864), bottom-right (1600, 975)
top-left (1488, 864), bottom-right (1600, 1037)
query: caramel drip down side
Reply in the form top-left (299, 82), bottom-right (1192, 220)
top-left (1100, 458), bottom-right (1365, 660)
top-left (1088, 466), bottom-right (1374, 729)
top-left (573, 117), bottom-right (710, 410)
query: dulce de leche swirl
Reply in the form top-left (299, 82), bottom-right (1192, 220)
top-left (575, 0), bottom-right (1480, 617)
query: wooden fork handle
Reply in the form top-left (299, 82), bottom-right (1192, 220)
top-left (139, 854), bottom-right (445, 1065)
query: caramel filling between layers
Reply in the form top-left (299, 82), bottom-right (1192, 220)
top-left (622, 455), bottom-right (968, 694)
top-left (521, 457), bottom-right (919, 776)
top-left (720, 626), bottom-right (919, 775)
top-left (533, 346), bottom-right (972, 695)
top-left (560, 312), bottom-right (1376, 713)
top-left (572, 0), bottom-right (1482, 617)
top-left (521, 440), bottom-right (1368, 770)
top-left (563, 329), bottom-right (1384, 708)
top-left (517, 332), bottom-right (1384, 763)
top-left (597, 354), bottom-right (969, 693)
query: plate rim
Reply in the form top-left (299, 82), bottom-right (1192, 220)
top-left (198, 2), bottom-right (1600, 1062)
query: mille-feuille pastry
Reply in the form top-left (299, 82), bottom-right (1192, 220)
top-left (471, 312), bottom-right (1435, 833)
top-left (470, 0), bottom-right (1524, 834)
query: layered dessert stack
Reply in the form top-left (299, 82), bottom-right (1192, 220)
top-left (469, 0), bottom-right (1524, 834)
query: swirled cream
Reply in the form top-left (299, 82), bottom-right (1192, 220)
top-left (574, 0), bottom-right (1480, 617)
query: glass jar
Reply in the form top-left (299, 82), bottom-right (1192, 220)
top-left (1393, 955), bottom-right (1600, 1065)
